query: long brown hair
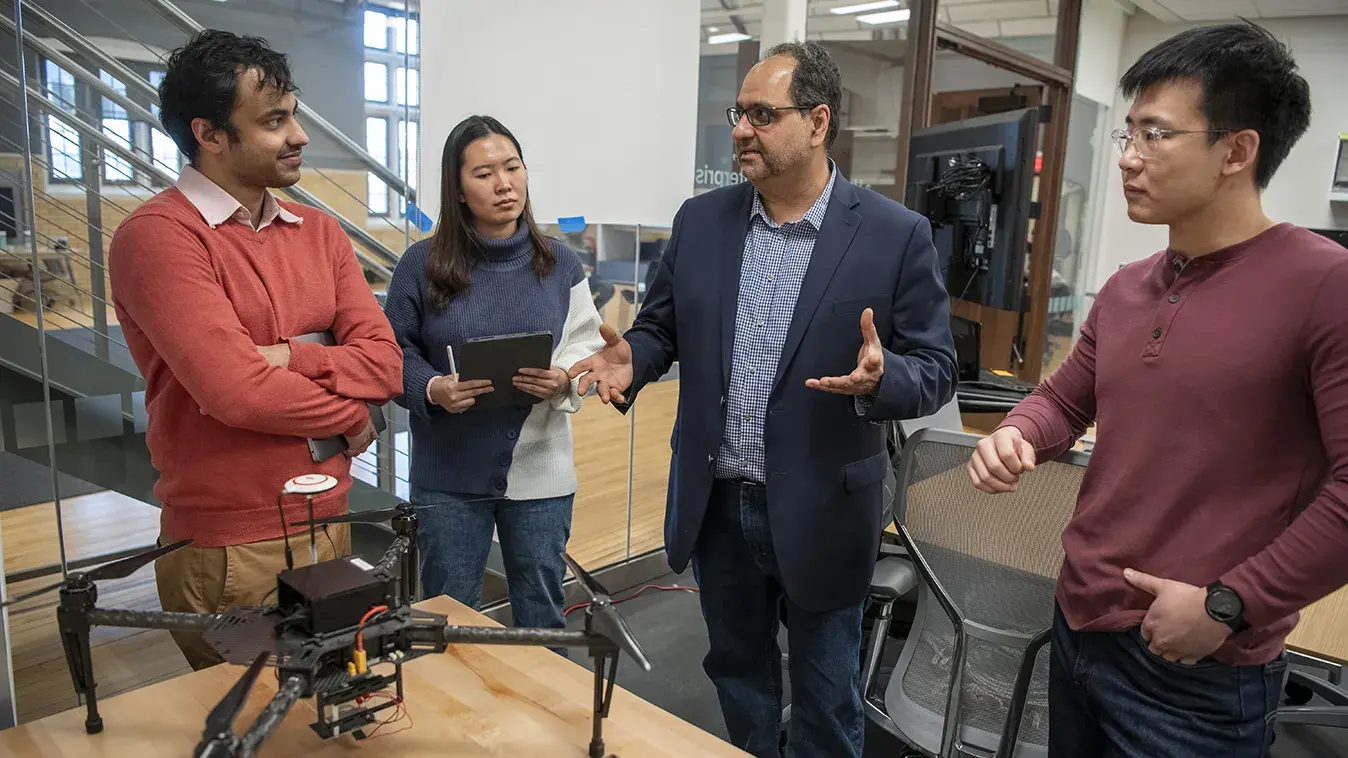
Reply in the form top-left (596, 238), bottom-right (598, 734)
top-left (425, 115), bottom-right (554, 310)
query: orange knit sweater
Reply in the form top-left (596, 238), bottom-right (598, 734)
top-left (109, 188), bottom-right (400, 547)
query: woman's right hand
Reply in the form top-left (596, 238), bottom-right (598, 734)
top-left (429, 374), bottom-right (493, 414)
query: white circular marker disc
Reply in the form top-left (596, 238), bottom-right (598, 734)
top-left (284, 474), bottom-right (338, 495)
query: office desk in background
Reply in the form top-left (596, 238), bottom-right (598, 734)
top-left (0, 595), bottom-right (748, 758)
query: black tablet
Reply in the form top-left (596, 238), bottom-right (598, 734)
top-left (455, 331), bottom-right (554, 410)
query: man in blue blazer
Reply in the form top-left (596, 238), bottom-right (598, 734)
top-left (571, 42), bottom-right (956, 757)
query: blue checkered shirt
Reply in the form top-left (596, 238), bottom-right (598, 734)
top-left (716, 167), bottom-right (838, 483)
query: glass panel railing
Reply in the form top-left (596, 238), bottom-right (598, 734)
top-left (628, 225), bottom-right (675, 564)
top-left (540, 222), bottom-right (637, 573)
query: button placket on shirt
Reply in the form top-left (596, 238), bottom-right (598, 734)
top-left (1145, 256), bottom-right (1192, 358)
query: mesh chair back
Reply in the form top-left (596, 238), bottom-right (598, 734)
top-left (884, 428), bottom-right (1088, 757)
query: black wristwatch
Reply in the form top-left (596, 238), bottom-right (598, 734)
top-left (1206, 581), bottom-right (1249, 633)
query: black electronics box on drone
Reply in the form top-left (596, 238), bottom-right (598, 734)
top-left (276, 558), bottom-right (388, 635)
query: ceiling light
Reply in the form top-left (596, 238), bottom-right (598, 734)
top-left (830, 1), bottom-right (899, 14)
top-left (708, 26), bottom-right (719, 32)
top-left (857, 8), bottom-right (911, 24)
top-left (708, 32), bottom-right (752, 44)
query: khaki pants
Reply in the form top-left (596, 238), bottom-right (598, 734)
top-left (155, 524), bottom-right (352, 670)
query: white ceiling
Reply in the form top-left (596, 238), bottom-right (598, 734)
top-left (699, 0), bottom-right (1348, 46)
top-left (1130, 0), bottom-right (1348, 21)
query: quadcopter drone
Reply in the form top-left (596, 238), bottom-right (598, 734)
top-left (1, 478), bottom-right (652, 758)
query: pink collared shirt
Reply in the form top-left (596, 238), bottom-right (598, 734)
top-left (175, 164), bottom-right (304, 232)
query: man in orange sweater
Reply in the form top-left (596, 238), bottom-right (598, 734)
top-left (108, 30), bottom-right (401, 669)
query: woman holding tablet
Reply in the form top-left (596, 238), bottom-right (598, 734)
top-left (384, 115), bottom-right (604, 635)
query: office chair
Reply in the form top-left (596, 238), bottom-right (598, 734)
top-left (867, 428), bottom-right (1088, 758)
top-left (779, 400), bottom-right (964, 738)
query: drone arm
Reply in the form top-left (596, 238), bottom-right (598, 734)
top-left (371, 535), bottom-right (409, 577)
top-left (236, 676), bottom-right (306, 758)
top-left (87, 608), bottom-right (224, 632)
top-left (416, 623), bottom-right (596, 650)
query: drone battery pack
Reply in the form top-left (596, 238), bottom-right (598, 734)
top-left (276, 558), bottom-right (388, 635)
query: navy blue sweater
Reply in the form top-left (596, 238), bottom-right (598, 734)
top-left (384, 226), bottom-right (599, 498)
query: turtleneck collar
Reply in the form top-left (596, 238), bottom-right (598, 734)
top-left (474, 221), bottom-right (533, 270)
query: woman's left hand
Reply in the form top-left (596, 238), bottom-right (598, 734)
top-left (513, 366), bottom-right (571, 399)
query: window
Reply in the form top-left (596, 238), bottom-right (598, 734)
top-left (363, 10), bottom-right (388, 50)
top-left (389, 16), bottom-right (419, 56)
top-left (44, 60), bottom-right (76, 113)
top-left (100, 71), bottom-right (134, 183)
top-left (148, 70), bottom-right (165, 118)
top-left (44, 61), bottom-right (81, 181)
top-left (364, 62), bottom-right (388, 102)
top-left (399, 119), bottom-right (418, 214)
top-left (147, 70), bottom-right (180, 174)
top-left (48, 118), bottom-right (83, 181)
top-left (396, 67), bottom-right (418, 107)
top-left (150, 128), bottom-right (180, 175)
top-left (366, 116), bottom-right (389, 215)
top-left (364, 11), bottom-right (419, 219)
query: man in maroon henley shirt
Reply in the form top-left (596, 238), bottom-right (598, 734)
top-left (968, 24), bottom-right (1346, 757)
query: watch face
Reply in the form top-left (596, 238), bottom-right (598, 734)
top-left (1208, 588), bottom-right (1242, 622)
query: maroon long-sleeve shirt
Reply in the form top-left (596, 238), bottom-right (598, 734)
top-left (1001, 223), bottom-right (1348, 666)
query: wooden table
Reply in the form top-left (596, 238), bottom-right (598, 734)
top-left (1289, 586), bottom-right (1348, 665)
top-left (0, 596), bottom-right (747, 757)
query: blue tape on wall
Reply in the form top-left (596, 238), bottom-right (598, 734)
top-left (407, 202), bottom-right (435, 233)
top-left (557, 216), bottom-right (586, 233)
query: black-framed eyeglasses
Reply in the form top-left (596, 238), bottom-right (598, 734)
top-left (727, 104), bottom-right (819, 128)
top-left (1111, 126), bottom-right (1229, 160)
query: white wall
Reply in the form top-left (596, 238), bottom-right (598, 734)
top-left (1093, 13), bottom-right (1348, 292)
top-left (419, 1), bottom-right (699, 226)
top-left (1074, 0), bottom-right (1128, 107)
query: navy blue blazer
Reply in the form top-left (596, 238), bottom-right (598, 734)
top-left (623, 174), bottom-right (957, 611)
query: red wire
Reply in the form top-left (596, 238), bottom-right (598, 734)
top-left (364, 691), bottom-right (412, 740)
top-left (356, 605), bottom-right (389, 651)
top-left (563, 584), bottom-right (698, 617)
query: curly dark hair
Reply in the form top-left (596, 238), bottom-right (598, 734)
top-left (159, 30), bottom-right (298, 163)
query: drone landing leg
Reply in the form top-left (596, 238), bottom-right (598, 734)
top-left (588, 650), bottom-right (620, 758)
top-left (56, 588), bottom-right (102, 734)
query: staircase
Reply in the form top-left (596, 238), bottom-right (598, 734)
top-left (0, 0), bottom-right (422, 577)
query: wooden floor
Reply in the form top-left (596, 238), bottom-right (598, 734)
top-left (570, 380), bottom-right (677, 569)
top-left (1, 492), bottom-right (190, 725)
top-left (0, 379), bottom-right (680, 726)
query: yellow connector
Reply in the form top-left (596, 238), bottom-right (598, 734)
top-left (353, 648), bottom-right (368, 675)
top-left (347, 661), bottom-right (357, 677)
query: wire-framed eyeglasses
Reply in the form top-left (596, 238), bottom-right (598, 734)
top-left (1111, 126), bottom-right (1229, 160)
top-left (727, 104), bottom-right (819, 128)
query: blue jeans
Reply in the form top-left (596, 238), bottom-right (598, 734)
top-left (412, 488), bottom-right (573, 633)
top-left (1049, 605), bottom-right (1287, 758)
top-left (692, 480), bottom-right (865, 758)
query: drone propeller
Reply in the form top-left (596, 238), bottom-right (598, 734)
top-left (203, 651), bottom-right (270, 741)
top-left (0, 539), bottom-right (193, 609)
top-left (289, 496), bottom-right (501, 529)
top-left (562, 552), bottom-right (651, 672)
top-left (290, 507), bottom-right (405, 527)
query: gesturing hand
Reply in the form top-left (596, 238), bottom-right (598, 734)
top-left (568, 324), bottom-right (633, 405)
top-left (968, 426), bottom-right (1037, 494)
top-left (1125, 569), bottom-right (1231, 665)
top-left (805, 308), bottom-right (884, 396)
top-left (343, 420), bottom-right (376, 458)
top-left (429, 374), bottom-right (494, 414)
top-left (514, 365), bottom-right (570, 400)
